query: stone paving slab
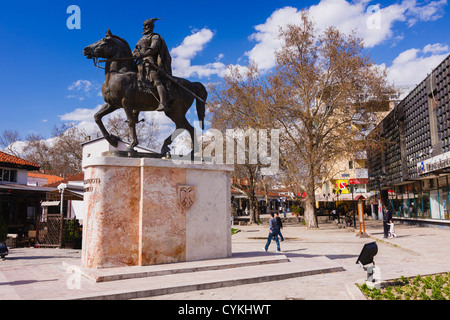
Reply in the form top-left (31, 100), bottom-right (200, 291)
top-left (2, 217), bottom-right (450, 300)
top-left (0, 246), bottom-right (344, 300)
top-left (71, 252), bottom-right (290, 283)
top-left (64, 255), bottom-right (344, 300)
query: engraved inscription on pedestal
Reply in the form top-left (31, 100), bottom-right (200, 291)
top-left (83, 178), bottom-right (101, 193)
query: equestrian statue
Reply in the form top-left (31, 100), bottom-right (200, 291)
top-left (83, 19), bottom-right (207, 158)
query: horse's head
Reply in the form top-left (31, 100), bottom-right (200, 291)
top-left (83, 29), bottom-right (132, 60)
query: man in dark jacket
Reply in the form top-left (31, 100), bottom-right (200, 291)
top-left (275, 212), bottom-right (285, 241)
top-left (263, 212), bottom-right (281, 252)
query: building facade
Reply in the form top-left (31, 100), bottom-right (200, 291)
top-left (368, 54), bottom-right (450, 223)
top-left (0, 151), bottom-right (56, 238)
top-left (315, 98), bottom-right (399, 216)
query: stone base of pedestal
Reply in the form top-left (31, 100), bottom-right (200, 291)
top-left (82, 157), bottom-right (233, 269)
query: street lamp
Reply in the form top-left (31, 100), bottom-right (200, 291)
top-left (57, 183), bottom-right (67, 248)
top-left (378, 172), bottom-right (387, 220)
top-left (333, 188), bottom-right (342, 223)
top-left (323, 193), bottom-right (330, 219)
top-left (350, 185), bottom-right (356, 227)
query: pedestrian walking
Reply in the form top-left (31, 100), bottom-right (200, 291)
top-left (383, 206), bottom-right (392, 239)
top-left (275, 212), bottom-right (285, 241)
top-left (263, 212), bottom-right (281, 252)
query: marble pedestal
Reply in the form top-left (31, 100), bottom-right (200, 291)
top-left (82, 157), bottom-right (233, 269)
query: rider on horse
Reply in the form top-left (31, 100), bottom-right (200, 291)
top-left (132, 18), bottom-right (172, 112)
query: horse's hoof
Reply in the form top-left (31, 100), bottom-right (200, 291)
top-left (107, 135), bottom-right (120, 148)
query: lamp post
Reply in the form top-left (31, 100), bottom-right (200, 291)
top-left (377, 172), bottom-right (387, 220)
top-left (324, 193), bottom-right (330, 219)
top-left (350, 185), bottom-right (356, 227)
top-left (57, 183), bottom-right (67, 248)
top-left (333, 188), bottom-right (342, 223)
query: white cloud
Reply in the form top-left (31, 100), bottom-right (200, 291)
top-left (385, 43), bottom-right (449, 88)
top-left (68, 80), bottom-right (94, 92)
top-left (423, 43), bottom-right (449, 54)
top-left (245, 6), bottom-right (300, 71)
top-left (171, 28), bottom-right (226, 78)
top-left (67, 79), bottom-right (101, 101)
top-left (59, 105), bottom-right (102, 122)
top-left (404, 0), bottom-right (448, 26)
top-left (243, 0), bottom-right (448, 72)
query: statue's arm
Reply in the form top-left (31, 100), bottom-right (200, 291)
top-left (132, 45), bottom-right (141, 57)
top-left (139, 34), bottom-right (161, 58)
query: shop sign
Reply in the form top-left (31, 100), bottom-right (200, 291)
top-left (349, 178), bottom-right (369, 185)
top-left (417, 151), bottom-right (450, 175)
top-left (335, 180), bottom-right (349, 194)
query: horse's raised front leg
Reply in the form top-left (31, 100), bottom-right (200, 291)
top-left (94, 103), bottom-right (120, 147)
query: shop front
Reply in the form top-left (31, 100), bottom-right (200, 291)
top-left (389, 175), bottom-right (450, 221)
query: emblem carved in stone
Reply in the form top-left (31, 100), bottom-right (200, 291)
top-left (178, 185), bottom-right (196, 210)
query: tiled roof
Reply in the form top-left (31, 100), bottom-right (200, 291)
top-left (27, 172), bottom-right (65, 185)
top-left (0, 151), bottom-right (40, 169)
top-left (44, 172), bottom-right (84, 187)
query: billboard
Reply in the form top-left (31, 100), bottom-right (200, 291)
top-left (335, 180), bottom-right (349, 194)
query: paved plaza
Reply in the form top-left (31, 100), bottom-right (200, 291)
top-left (1, 217), bottom-right (450, 300)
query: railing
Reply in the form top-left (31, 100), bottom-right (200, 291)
top-left (36, 214), bottom-right (62, 247)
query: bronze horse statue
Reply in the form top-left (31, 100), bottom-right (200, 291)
top-left (83, 30), bottom-right (207, 156)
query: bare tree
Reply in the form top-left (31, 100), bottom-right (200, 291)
top-left (22, 133), bottom-right (53, 173)
top-left (106, 112), bottom-right (161, 150)
top-left (264, 12), bottom-right (395, 228)
top-left (208, 64), bottom-right (269, 224)
top-left (0, 129), bottom-right (22, 157)
top-left (208, 12), bottom-right (394, 229)
top-left (50, 124), bottom-right (89, 175)
top-left (22, 124), bottom-right (88, 175)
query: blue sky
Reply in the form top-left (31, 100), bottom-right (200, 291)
top-left (0, 0), bottom-right (449, 147)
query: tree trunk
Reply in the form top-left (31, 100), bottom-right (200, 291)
top-left (305, 196), bottom-right (318, 228)
top-left (305, 162), bottom-right (319, 228)
top-left (248, 193), bottom-right (259, 224)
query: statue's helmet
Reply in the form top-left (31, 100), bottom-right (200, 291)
top-left (143, 18), bottom-right (161, 33)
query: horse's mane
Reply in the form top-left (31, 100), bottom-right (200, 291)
top-left (110, 33), bottom-right (137, 72)
top-left (111, 34), bottom-right (133, 56)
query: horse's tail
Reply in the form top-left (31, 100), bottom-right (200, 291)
top-left (194, 82), bottom-right (207, 130)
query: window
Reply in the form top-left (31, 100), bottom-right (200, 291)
top-left (0, 168), bottom-right (18, 182)
top-left (349, 161), bottom-right (354, 169)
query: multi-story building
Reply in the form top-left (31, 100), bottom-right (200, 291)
top-left (367, 54), bottom-right (450, 223)
top-left (315, 98), bottom-right (398, 216)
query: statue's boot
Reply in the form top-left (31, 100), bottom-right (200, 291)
top-left (155, 85), bottom-right (170, 112)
